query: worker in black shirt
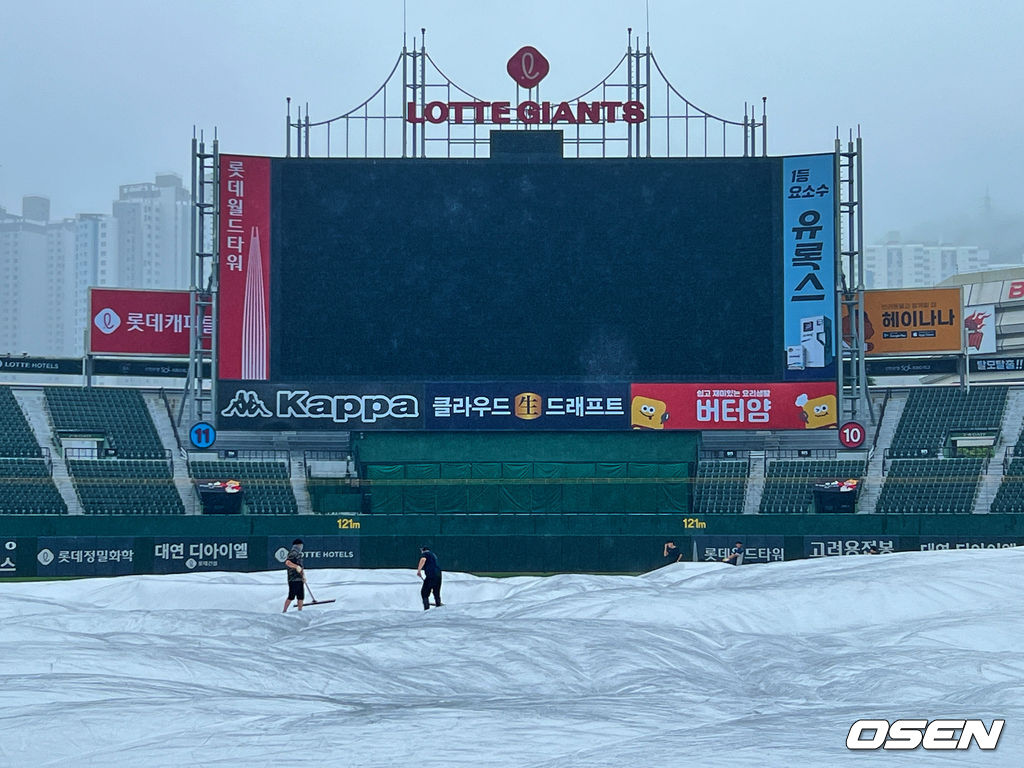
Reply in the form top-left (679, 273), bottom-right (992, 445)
top-left (663, 540), bottom-right (683, 564)
top-left (417, 546), bottom-right (443, 610)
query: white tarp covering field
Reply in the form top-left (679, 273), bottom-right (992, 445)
top-left (1, 548), bottom-right (1022, 767)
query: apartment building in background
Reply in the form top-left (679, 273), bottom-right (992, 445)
top-left (864, 240), bottom-right (991, 289)
top-left (0, 173), bottom-right (190, 357)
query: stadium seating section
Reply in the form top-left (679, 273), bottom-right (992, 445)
top-left (692, 460), bottom-right (747, 514)
top-left (875, 458), bottom-right (985, 514)
top-left (45, 387), bottom-right (166, 459)
top-left (67, 458), bottom-right (183, 515)
top-left (0, 386), bottom-right (43, 457)
top-left (0, 384), bottom-right (1021, 517)
top-left (991, 457), bottom-right (1024, 513)
top-left (363, 461), bottom-right (692, 514)
top-left (759, 460), bottom-right (867, 514)
top-left (0, 386), bottom-right (66, 514)
top-left (0, 457), bottom-right (68, 514)
top-left (189, 460), bottom-right (298, 515)
top-left (888, 386), bottom-right (1007, 458)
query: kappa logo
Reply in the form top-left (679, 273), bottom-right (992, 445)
top-left (277, 390), bottom-right (419, 424)
top-left (221, 389), bottom-right (272, 418)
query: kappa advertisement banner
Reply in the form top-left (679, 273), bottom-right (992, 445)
top-left (90, 288), bottom-right (210, 357)
top-left (424, 383), bottom-right (629, 430)
top-left (219, 155), bottom-right (272, 380)
top-left (856, 288), bottom-right (963, 356)
top-left (782, 154), bottom-right (837, 382)
top-left (218, 381), bottom-right (425, 430)
top-left (630, 382), bottom-right (838, 431)
top-left (267, 536), bottom-right (360, 569)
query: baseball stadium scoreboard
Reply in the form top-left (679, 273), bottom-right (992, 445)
top-left (216, 146), bottom-right (839, 432)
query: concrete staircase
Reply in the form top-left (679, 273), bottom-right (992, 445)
top-left (972, 389), bottom-right (1024, 514)
top-left (289, 451), bottom-right (313, 515)
top-left (144, 393), bottom-right (199, 515)
top-left (12, 388), bottom-right (82, 515)
top-left (741, 451), bottom-right (766, 514)
top-left (856, 390), bottom-right (908, 514)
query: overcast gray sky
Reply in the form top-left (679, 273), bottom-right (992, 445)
top-left (1, 0), bottom-right (1021, 245)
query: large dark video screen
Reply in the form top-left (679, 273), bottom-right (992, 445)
top-left (270, 153), bottom-right (783, 380)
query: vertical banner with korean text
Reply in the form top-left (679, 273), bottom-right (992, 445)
top-left (783, 154), bottom-right (836, 382)
top-left (219, 155), bottom-right (271, 380)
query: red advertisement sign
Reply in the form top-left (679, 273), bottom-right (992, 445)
top-left (218, 155), bottom-right (271, 380)
top-left (89, 288), bottom-right (209, 356)
top-left (630, 382), bottom-right (839, 431)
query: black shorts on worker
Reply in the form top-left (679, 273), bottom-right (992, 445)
top-left (288, 582), bottom-right (305, 601)
top-left (421, 574), bottom-right (442, 608)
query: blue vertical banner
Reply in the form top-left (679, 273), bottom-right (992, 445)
top-left (782, 154), bottom-right (837, 382)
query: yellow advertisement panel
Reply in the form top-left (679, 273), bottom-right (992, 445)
top-left (847, 288), bottom-right (962, 356)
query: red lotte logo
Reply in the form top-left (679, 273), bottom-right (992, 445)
top-left (406, 45), bottom-right (645, 126)
top-left (507, 46), bottom-right (549, 88)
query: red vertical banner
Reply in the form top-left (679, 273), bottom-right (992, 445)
top-left (219, 155), bottom-right (271, 380)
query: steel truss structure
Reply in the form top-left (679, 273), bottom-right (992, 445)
top-left (286, 30), bottom-right (766, 160)
top-left (837, 132), bottom-right (872, 424)
top-left (180, 134), bottom-right (217, 428)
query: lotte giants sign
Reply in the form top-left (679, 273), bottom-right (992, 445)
top-left (89, 288), bottom-right (210, 357)
top-left (406, 45), bottom-right (646, 126)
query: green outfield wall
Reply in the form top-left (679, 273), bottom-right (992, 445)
top-left (1, 513), bottom-right (1021, 578)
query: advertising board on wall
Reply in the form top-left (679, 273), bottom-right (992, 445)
top-left (218, 381), bottom-right (425, 430)
top-left (694, 536), bottom-right (785, 564)
top-left (89, 288), bottom-right (209, 357)
top-left (152, 537), bottom-right (251, 574)
top-left (267, 536), bottom-right (360, 569)
top-left (630, 382), bottom-right (838, 431)
top-left (782, 154), bottom-right (837, 382)
top-left (856, 288), bottom-right (963, 356)
top-left (36, 537), bottom-right (136, 577)
top-left (218, 380), bottom-right (838, 431)
top-left (0, 539), bottom-right (16, 576)
top-left (424, 383), bottom-right (628, 430)
top-left (218, 155), bottom-right (272, 381)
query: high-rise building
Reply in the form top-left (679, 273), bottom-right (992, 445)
top-left (74, 213), bottom-right (119, 352)
top-left (45, 219), bottom-right (77, 355)
top-left (112, 173), bottom-right (190, 290)
top-left (0, 199), bottom-right (49, 354)
top-left (0, 199), bottom-right (121, 356)
top-left (864, 240), bottom-right (990, 289)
